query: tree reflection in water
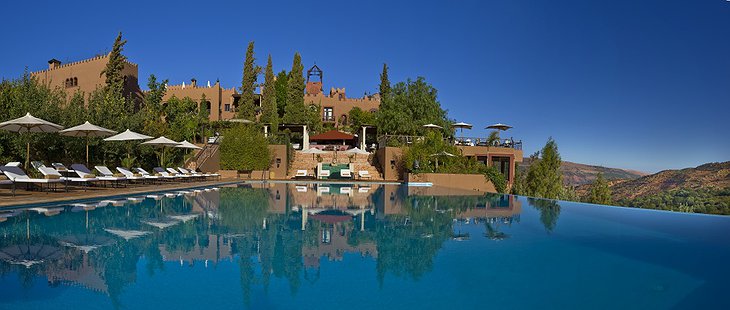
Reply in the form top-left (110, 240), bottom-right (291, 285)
top-left (0, 184), bottom-right (523, 308)
top-left (527, 197), bottom-right (561, 233)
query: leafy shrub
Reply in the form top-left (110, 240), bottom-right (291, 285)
top-left (220, 125), bottom-right (271, 171)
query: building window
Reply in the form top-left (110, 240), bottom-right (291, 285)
top-left (323, 107), bottom-right (334, 121)
top-left (73, 77), bottom-right (78, 86)
top-left (490, 156), bottom-right (511, 181)
top-left (224, 104), bottom-right (231, 112)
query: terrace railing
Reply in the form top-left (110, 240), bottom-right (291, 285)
top-left (455, 137), bottom-right (522, 150)
top-left (377, 134), bottom-right (523, 150)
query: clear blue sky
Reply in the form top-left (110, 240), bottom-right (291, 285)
top-left (1, 0), bottom-right (728, 173)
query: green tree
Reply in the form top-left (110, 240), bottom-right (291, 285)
top-left (283, 53), bottom-right (307, 125)
top-left (275, 70), bottom-right (288, 118)
top-left (260, 55), bottom-right (278, 132)
top-left (379, 63), bottom-right (391, 100)
top-left (588, 173), bottom-right (612, 205)
top-left (100, 32), bottom-right (128, 94)
top-left (198, 93), bottom-right (210, 121)
top-left (238, 41), bottom-right (260, 120)
top-left (348, 107), bottom-right (376, 133)
top-left (220, 125), bottom-right (271, 171)
top-left (525, 138), bottom-right (564, 199)
top-left (376, 77), bottom-right (449, 136)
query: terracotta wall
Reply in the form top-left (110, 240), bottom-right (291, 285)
top-left (406, 173), bottom-right (497, 193)
top-left (375, 147), bottom-right (404, 181)
top-left (164, 81), bottom-right (238, 121)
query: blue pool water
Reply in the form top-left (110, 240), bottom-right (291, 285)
top-left (0, 182), bottom-right (729, 309)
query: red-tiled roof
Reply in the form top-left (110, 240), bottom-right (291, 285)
top-left (309, 130), bottom-right (355, 141)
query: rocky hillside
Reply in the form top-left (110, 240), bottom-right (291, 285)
top-left (519, 158), bottom-right (646, 186)
top-left (607, 161), bottom-right (730, 200)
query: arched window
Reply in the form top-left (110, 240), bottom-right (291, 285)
top-left (339, 114), bottom-right (348, 126)
top-left (369, 108), bottom-right (378, 113)
top-left (65, 78), bottom-right (70, 88)
top-left (73, 77), bottom-right (78, 86)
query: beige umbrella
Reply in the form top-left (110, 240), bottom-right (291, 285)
top-left (103, 129), bottom-right (153, 164)
top-left (60, 121), bottom-right (117, 165)
top-left (429, 151), bottom-right (456, 170)
top-left (302, 147), bottom-right (327, 160)
top-left (175, 140), bottom-right (202, 150)
top-left (344, 147), bottom-right (370, 160)
top-left (0, 113), bottom-right (64, 168)
top-left (423, 123), bottom-right (443, 129)
top-left (452, 122), bottom-right (473, 136)
top-left (141, 136), bottom-right (180, 166)
top-left (486, 123), bottom-right (512, 131)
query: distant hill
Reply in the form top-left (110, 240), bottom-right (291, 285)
top-left (519, 158), bottom-right (647, 186)
top-left (606, 161), bottom-right (730, 201)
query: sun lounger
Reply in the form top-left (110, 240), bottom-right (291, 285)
top-left (0, 165), bottom-right (63, 194)
top-left (177, 167), bottom-right (207, 180)
top-left (115, 167), bottom-right (146, 182)
top-left (166, 168), bottom-right (194, 180)
top-left (319, 169), bottom-right (330, 179)
top-left (134, 168), bottom-right (165, 182)
top-left (340, 169), bottom-right (352, 178)
top-left (38, 166), bottom-right (97, 191)
top-left (153, 167), bottom-right (182, 180)
top-left (295, 170), bottom-right (309, 179)
top-left (340, 187), bottom-right (352, 195)
top-left (71, 164), bottom-right (123, 187)
top-left (94, 166), bottom-right (127, 187)
top-left (358, 170), bottom-right (372, 180)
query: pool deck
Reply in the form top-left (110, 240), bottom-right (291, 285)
top-left (0, 178), bottom-right (241, 209)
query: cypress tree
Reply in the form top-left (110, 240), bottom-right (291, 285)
top-left (100, 32), bottom-right (127, 93)
top-left (379, 63), bottom-right (390, 99)
top-left (260, 55), bottom-right (278, 132)
top-left (274, 70), bottom-right (288, 118)
top-left (238, 41), bottom-right (260, 120)
top-left (283, 52), bottom-right (306, 124)
top-left (588, 173), bottom-right (612, 205)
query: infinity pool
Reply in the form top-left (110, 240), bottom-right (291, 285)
top-left (0, 182), bottom-right (728, 309)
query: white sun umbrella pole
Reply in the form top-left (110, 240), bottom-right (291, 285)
top-left (0, 113), bottom-right (64, 168)
top-left (141, 136), bottom-right (180, 167)
top-left (59, 121), bottom-right (117, 165)
top-left (103, 129), bottom-right (153, 162)
top-left (175, 140), bottom-right (202, 159)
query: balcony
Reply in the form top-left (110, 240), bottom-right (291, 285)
top-left (322, 116), bottom-right (335, 122)
top-left (376, 135), bottom-right (522, 150)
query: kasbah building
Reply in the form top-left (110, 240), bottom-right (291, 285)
top-left (30, 53), bottom-right (380, 127)
top-left (28, 50), bottom-right (521, 186)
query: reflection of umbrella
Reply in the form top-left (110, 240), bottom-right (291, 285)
top-left (0, 113), bottom-right (64, 168)
top-left (104, 129), bottom-right (153, 162)
top-left (59, 234), bottom-right (116, 253)
top-left (141, 136), bottom-right (180, 166)
top-left (429, 151), bottom-right (456, 170)
top-left (423, 123), bottom-right (443, 129)
top-left (60, 121), bottom-right (117, 165)
top-left (142, 219), bottom-right (181, 230)
top-left (168, 213), bottom-right (200, 222)
top-left (0, 243), bottom-right (62, 268)
top-left (452, 122), bottom-right (472, 136)
top-left (486, 123), bottom-right (512, 131)
top-left (104, 229), bottom-right (151, 240)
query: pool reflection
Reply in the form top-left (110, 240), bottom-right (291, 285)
top-left (0, 183), bottom-right (521, 307)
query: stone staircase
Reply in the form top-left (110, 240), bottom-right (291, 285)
top-left (289, 151), bottom-right (382, 180)
top-left (185, 142), bottom-right (220, 173)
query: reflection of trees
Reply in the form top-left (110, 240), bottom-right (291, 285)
top-left (528, 198), bottom-right (561, 233)
top-left (374, 196), bottom-right (453, 285)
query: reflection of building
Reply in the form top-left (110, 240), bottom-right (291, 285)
top-left (159, 235), bottom-right (235, 266)
top-left (46, 252), bottom-right (110, 294)
top-left (304, 65), bottom-right (380, 128)
top-left (302, 221), bottom-right (377, 269)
